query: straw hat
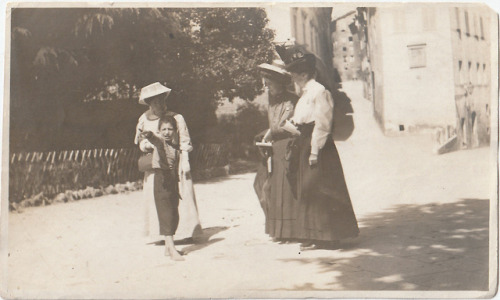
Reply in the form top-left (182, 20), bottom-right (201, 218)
top-left (258, 60), bottom-right (291, 85)
top-left (139, 82), bottom-right (172, 105)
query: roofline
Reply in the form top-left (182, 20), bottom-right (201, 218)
top-left (332, 10), bottom-right (356, 22)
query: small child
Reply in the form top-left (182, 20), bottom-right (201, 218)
top-left (142, 115), bottom-right (184, 261)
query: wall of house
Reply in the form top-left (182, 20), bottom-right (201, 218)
top-left (369, 6), bottom-right (457, 135)
top-left (367, 8), bottom-right (385, 128)
top-left (290, 8), bottom-right (333, 70)
top-left (332, 11), bottom-right (362, 81)
top-left (449, 5), bottom-right (493, 147)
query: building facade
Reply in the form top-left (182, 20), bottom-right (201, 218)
top-left (364, 5), bottom-right (493, 148)
top-left (332, 10), bottom-right (362, 81)
top-left (289, 8), bottom-right (336, 88)
top-left (265, 7), bottom-right (336, 89)
top-left (290, 8), bottom-right (333, 67)
top-left (450, 5), bottom-right (493, 148)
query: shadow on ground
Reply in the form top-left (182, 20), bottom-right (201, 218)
top-left (280, 198), bottom-right (490, 291)
top-left (180, 226), bottom-right (229, 255)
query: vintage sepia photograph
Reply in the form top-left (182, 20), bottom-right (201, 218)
top-left (0, 1), bottom-right (498, 299)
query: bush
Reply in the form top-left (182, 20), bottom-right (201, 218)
top-left (9, 144), bottom-right (230, 204)
top-left (208, 101), bottom-right (268, 160)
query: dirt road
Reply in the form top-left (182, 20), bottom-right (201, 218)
top-left (3, 82), bottom-right (494, 298)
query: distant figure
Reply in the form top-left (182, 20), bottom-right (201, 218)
top-left (134, 83), bottom-right (202, 249)
top-left (140, 115), bottom-right (184, 260)
top-left (254, 60), bottom-right (300, 242)
top-left (279, 46), bottom-right (359, 250)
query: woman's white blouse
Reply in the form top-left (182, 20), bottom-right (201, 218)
top-left (291, 79), bottom-right (334, 156)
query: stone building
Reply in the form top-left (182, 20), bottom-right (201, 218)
top-left (450, 5), bottom-right (494, 148)
top-left (289, 7), bottom-right (333, 68)
top-left (288, 8), bottom-right (337, 89)
top-left (364, 5), bottom-right (494, 149)
top-left (331, 10), bottom-right (362, 81)
top-left (266, 7), bottom-right (336, 89)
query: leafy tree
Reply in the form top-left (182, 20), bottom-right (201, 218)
top-left (213, 102), bottom-right (268, 159)
top-left (10, 8), bottom-right (275, 151)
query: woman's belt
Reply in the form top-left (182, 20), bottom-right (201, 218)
top-left (296, 122), bottom-right (315, 136)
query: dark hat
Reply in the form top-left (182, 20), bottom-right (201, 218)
top-left (258, 60), bottom-right (291, 85)
top-left (275, 44), bottom-right (316, 73)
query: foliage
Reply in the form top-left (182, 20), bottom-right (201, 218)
top-left (10, 8), bottom-right (275, 151)
top-left (213, 101), bottom-right (268, 160)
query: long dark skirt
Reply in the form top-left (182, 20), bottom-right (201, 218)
top-left (265, 138), bottom-right (301, 239)
top-left (153, 169), bottom-right (180, 236)
top-left (293, 124), bottom-right (359, 241)
top-left (254, 160), bottom-right (270, 218)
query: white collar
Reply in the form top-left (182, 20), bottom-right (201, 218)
top-left (302, 79), bottom-right (317, 92)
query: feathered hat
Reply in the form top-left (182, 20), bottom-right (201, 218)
top-left (275, 44), bottom-right (316, 73)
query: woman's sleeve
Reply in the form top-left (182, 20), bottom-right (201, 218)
top-left (134, 115), bottom-right (145, 145)
top-left (311, 89), bottom-right (334, 155)
top-left (270, 102), bottom-right (294, 136)
top-left (135, 114), bottom-right (154, 152)
top-left (175, 114), bottom-right (194, 152)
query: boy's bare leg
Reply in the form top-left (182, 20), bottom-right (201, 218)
top-left (165, 235), bottom-right (184, 261)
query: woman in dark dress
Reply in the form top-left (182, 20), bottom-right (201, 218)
top-left (280, 48), bottom-right (359, 250)
top-left (253, 60), bottom-right (300, 242)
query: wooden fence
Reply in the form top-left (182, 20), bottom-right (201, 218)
top-left (9, 144), bottom-right (230, 203)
